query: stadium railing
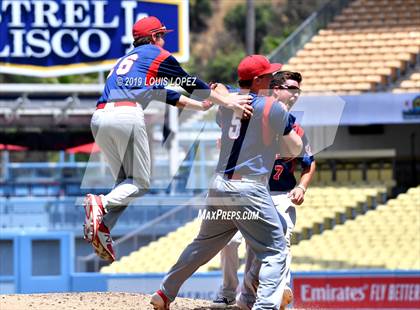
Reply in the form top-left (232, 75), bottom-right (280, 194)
top-left (0, 148), bottom-right (397, 196)
top-left (269, 0), bottom-right (351, 63)
top-left (0, 84), bottom-right (187, 128)
top-left (1, 161), bottom-right (215, 196)
top-left (0, 195), bottom-right (196, 236)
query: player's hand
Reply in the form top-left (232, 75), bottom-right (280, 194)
top-left (202, 82), bottom-right (217, 111)
top-left (233, 102), bottom-right (253, 120)
top-left (202, 99), bottom-right (214, 111)
top-left (288, 187), bottom-right (305, 205)
top-left (225, 93), bottom-right (253, 119)
top-left (278, 100), bottom-right (288, 111)
top-left (208, 82), bottom-right (218, 90)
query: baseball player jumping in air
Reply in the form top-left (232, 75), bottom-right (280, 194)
top-left (211, 71), bottom-right (316, 310)
top-left (150, 55), bottom-right (303, 310)
top-left (83, 16), bottom-right (253, 262)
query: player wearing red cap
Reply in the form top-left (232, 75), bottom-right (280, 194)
top-left (132, 16), bottom-right (173, 38)
top-left (210, 71), bottom-right (316, 310)
top-left (83, 16), bottom-right (253, 262)
top-left (150, 55), bottom-right (303, 310)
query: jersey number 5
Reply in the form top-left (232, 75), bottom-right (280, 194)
top-left (228, 115), bottom-right (242, 139)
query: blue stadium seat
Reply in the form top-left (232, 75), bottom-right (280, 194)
top-left (14, 185), bottom-right (30, 196)
top-left (64, 184), bottom-right (81, 196)
top-left (31, 185), bottom-right (48, 196)
top-left (0, 185), bottom-right (12, 197)
top-left (46, 185), bottom-right (61, 196)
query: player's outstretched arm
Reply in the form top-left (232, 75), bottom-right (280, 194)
top-left (300, 161), bottom-right (316, 190)
top-left (208, 83), bottom-right (253, 119)
top-left (208, 90), bottom-right (253, 118)
top-left (270, 104), bottom-right (303, 157)
top-left (174, 83), bottom-right (231, 111)
top-left (211, 82), bottom-right (230, 95)
top-left (289, 161), bottom-right (316, 205)
top-left (158, 56), bottom-right (253, 118)
top-left (175, 95), bottom-right (214, 111)
top-left (279, 130), bottom-right (303, 158)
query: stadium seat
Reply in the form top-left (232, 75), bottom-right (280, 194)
top-left (31, 185), bottom-right (48, 196)
top-left (102, 180), bottom-right (395, 274)
top-left (291, 185), bottom-right (420, 271)
top-left (284, 0), bottom-right (420, 94)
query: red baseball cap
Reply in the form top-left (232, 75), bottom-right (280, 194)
top-left (237, 55), bottom-right (282, 81)
top-left (132, 16), bottom-right (173, 39)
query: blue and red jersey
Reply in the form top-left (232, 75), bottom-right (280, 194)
top-left (98, 44), bottom-right (210, 106)
top-left (216, 93), bottom-right (293, 176)
top-left (269, 122), bottom-right (315, 192)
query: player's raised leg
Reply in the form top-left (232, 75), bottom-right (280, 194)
top-left (84, 105), bottom-right (151, 262)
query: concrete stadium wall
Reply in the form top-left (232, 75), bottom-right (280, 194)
top-left (327, 124), bottom-right (420, 158)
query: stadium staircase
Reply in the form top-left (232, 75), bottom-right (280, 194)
top-left (279, 0), bottom-right (420, 94)
top-left (392, 65), bottom-right (420, 93)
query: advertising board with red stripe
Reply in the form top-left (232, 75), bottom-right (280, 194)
top-left (293, 273), bottom-right (420, 308)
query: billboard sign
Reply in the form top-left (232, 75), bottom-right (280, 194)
top-left (0, 0), bottom-right (189, 77)
top-left (293, 273), bottom-right (420, 309)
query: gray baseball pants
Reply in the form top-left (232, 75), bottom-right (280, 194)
top-left (90, 104), bottom-right (151, 230)
top-left (217, 231), bottom-right (243, 300)
top-left (241, 193), bottom-right (296, 305)
top-left (216, 193), bottom-right (296, 305)
top-left (160, 175), bottom-right (289, 310)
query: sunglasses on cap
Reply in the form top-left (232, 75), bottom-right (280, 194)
top-left (154, 32), bottom-right (166, 39)
top-left (279, 84), bottom-right (301, 94)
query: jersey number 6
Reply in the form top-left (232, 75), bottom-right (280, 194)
top-left (108, 54), bottom-right (139, 78)
top-left (116, 54), bottom-right (139, 75)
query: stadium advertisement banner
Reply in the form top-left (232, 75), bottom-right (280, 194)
top-left (293, 275), bottom-right (420, 308)
top-left (0, 0), bottom-right (189, 77)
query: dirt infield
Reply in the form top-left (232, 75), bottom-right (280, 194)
top-left (0, 292), bottom-right (242, 310)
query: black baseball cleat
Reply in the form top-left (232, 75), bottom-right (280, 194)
top-left (210, 296), bottom-right (236, 308)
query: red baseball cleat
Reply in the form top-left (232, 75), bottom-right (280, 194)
top-left (83, 194), bottom-right (106, 242)
top-left (83, 194), bottom-right (115, 262)
top-left (150, 290), bottom-right (170, 310)
top-left (92, 220), bottom-right (115, 262)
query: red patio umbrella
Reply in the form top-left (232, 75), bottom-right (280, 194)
top-left (66, 142), bottom-right (101, 154)
top-left (0, 144), bottom-right (28, 151)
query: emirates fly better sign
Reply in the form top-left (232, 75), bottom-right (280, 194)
top-left (0, 0), bottom-right (189, 77)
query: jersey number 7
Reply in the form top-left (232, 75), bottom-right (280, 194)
top-left (273, 165), bottom-right (284, 181)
